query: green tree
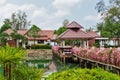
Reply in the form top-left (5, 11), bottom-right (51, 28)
top-left (0, 33), bottom-right (9, 46)
top-left (54, 27), bottom-right (67, 35)
top-left (54, 19), bottom-right (69, 35)
top-left (10, 31), bottom-right (27, 47)
top-left (0, 20), bottom-right (11, 34)
top-left (95, 22), bottom-right (104, 32)
top-left (0, 45), bottom-right (26, 80)
top-left (96, 0), bottom-right (120, 46)
top-left (0, 20), bottom-right (11, 46)
top-left (27, 25), bottom-right (40, 45)
top-left (4, 10), bottom-right (31, 30)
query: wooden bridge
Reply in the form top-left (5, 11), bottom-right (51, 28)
top-left (52, 46), bottom-right (120, 75)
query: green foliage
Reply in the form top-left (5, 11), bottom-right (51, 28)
top-left (31, 44), bottom-right (51, 49)
top-left (0, 75), bottom-right (6, 80)
top-left (0, 20), bottom-right (11, 45)
top-left (0, 20), bottom-right (11, 34)
top-left (28, 25), bottom-right (40, 37)
top-left (0, 33), bottom-right (9, 46)
top-left (93, 43), bottom-right (100, 48)
top-left (11, 32), bottom-right (24, 39)
top-left (96, 0), bottom-right (120, 46)
top-left (0, 45), bottom-right (27, 79)
top-left (54, 27), bottom-right (67, 35)
top-left (46, 68), bottom-right (120, 80)
top-left (13, 65), bottom-right (44, 80)
top-left (95, 22), bottom-right (104, 32)
top-left (0, 44), bottom-right (27, 64)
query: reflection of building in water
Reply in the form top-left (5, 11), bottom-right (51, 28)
top-left (49, 61), bottom-right (57, 71)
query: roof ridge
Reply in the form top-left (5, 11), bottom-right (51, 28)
top-left (57, 29), bottom-right (69, 39)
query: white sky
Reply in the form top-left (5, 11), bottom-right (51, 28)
top-left (0, 0), bottom-right (102, 30)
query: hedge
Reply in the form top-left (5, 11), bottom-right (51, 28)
top-left (46, 68), bottom-right (120, 80)
top-left (31, 44), bottom-right (51, 49)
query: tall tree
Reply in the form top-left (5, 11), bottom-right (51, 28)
top-left (4, 10), bottom-right (31, 30)
top-left (96, 0), bottom-right (120, 46)
top-left (27, 25), bottom-right (40, 45)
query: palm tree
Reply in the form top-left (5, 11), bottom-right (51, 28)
top-left (0, 45), bottom-right (27, 80)
top-left (11, 32), bottom-right (27, 47)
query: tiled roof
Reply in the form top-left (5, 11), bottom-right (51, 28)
top-left (58, 29), bottom-right (93, 40)
top-left (26, 36), bottom-right (48, 40)
top-left (27, 30), bottom-right (54, 40)
top-left (4, 29), bottom-right (14, 35)
top-left (4, 28), bottom-right (55, 41)
top-left (66, 21), bottom-right (84, 29)
top-left (17, 30), bottom-right (28, 35)
top-left (39, 30), bottom-right (54, 39)
top-left (87, 31), bottom-right (101, 38)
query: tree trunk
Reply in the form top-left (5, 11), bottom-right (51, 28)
top-left (4, 63), bottom-right (12, 80)
top-left (8, 64), bottom-right (11, 80)
top-left (4, 63), bottom-right (7, 77)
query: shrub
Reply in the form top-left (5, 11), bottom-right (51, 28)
top-left (13, 65), bottom-right (44, 80)
top-left (0, 75), bottom-right (6, 80)
top-left (46, 68), bottom-right (120, 80)
top-left (31, 44), bottom-right (51, 49)
top-left (72, 47), bottom-right (120, 67)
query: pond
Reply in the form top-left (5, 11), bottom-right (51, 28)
top-left (26, 59), bottom-right (52, 68)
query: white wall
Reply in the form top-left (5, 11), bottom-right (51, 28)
top-left (28, 40), bottom-right (38, 46)
top-left (28, 40), bottom-right (57, 46)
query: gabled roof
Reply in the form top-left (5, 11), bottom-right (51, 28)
top-left (66, 21), bottom-right (84, 29)
top-left (58, 29), bottom-right (93, 40)
top-left (38, 30), bottom-right (54, 40)
top-left (27, 30), bottom-right (55, 40)
top-left (87, 31), bottom-right (101, 38)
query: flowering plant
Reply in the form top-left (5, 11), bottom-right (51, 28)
top-left (72, 47), bottom-right (120, 67)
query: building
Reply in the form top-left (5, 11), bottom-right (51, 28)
top-left (58, 21), bottom-right (94, 48)
top-left (4, 29), bottom-right (56, 47)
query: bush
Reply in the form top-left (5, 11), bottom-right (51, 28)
top-left (0, 75), bottom-right (6, 80)
top-left (31, 44), bottom-right (51, 49)
top-left (13, 65), bottom-right (44, 80)
top-left (46, 68), bottom-right (120, 80)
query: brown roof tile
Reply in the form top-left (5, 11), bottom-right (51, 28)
top-left (66, 21), bottom-right (84, 29)
top-left (17, 30), bottom-right (28, 35)
top-left (4, 29), bottom-right (14, 35)
top-left (27, 30), bottom-right (54, 40)
top-left (58, 29), bottom-right (93, 40)
top-left (26, 36), bottom-right (48, 40)
top-left (87, 31), bottom-right (101, 38)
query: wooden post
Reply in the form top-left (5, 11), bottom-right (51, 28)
top-left (63, 56), bottom-right (65, 65)
top-left (87, 40), bottom-right (89, 48)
